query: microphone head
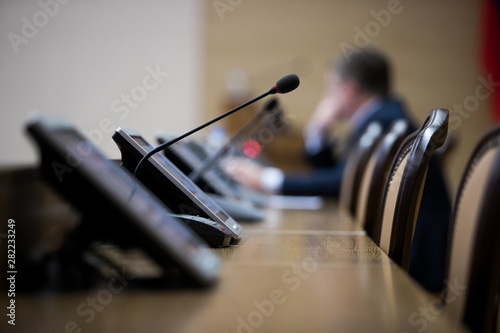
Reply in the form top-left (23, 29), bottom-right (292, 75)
top-left (270, 74), bottom-right (300, 94)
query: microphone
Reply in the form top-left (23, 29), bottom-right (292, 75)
top-left (269, 74), bottom-right (300, 94)
top-left (188, 98), bottom-right (280, 182)
top-left (132, 74), bottom-right (300, 178)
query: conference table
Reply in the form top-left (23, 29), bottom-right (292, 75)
top-left (4, 196), bottom-right (471, 333)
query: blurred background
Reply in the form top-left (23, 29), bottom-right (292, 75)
top-left (0, 0), bottom-right (495, 195)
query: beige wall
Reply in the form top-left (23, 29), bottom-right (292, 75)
top-left (0, 0), bottom-right (493, 194)
top-left (204, 0), bottom-right (493, 193)
top-left (0, 0), bottom-right (205, 165)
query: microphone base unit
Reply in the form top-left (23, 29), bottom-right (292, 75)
top-left (26, 117), bottom-right (222, 287)
top-left (170, 214), bottom-right (237, 247)
top-left (158, 135), bottom-right (266, 220)
top-left (112, 128), bottom-right (243, 247)
top-left (208, 194), bottom-right (267, 221)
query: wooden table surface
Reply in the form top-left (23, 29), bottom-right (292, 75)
top-left (4, 201), bottom-right (469, 333)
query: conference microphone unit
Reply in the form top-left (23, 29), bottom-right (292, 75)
top-left (133, 73), bottom-right (300, 179)
top-left (189, 97), bottom-right (280, 183)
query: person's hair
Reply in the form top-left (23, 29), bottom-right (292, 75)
top-left (333, 47), bottom-right (391, 97)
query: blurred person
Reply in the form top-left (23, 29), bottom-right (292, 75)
top-left (227, 47), bottom-right (411, 196)
top-left (225, 47), bottom-right (451, 292)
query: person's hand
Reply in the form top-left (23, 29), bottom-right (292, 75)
top-left (306, 92), bottom-right (344, 134)
top-left (303, 91), bottom-right (345, 153)
top-left (222, 157), bottom-right (264, 191)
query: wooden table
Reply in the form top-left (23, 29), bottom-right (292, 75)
top-left (4, 201), bottom-right (469, 333)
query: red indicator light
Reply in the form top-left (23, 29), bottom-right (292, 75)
top-left (242, 139), bottom-right (261, 158)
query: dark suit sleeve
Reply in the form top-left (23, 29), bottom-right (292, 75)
top-left (303, 144), bottom-right (336, 169)
top-left (281, 159), bottom-right (346, 197)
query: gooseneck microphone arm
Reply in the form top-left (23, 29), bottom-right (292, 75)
top-left (133, 74), bottom-right (300, 179)
top-left (133, 91), bottom-right (269, 178)
top-left (188, 98), bottom-right (278, 182)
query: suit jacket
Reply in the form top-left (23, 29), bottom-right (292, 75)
top-left (282, 97), bottom-right (451, 291)
top-left (283, 98), bottom-right (413, 196)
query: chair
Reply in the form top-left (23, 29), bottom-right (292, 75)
top-left (443, 124), bottom-right (500, 333)
top-left (339, 122), bottom-right (383, 217)
top-left (435, 132), bottom-right (458, 165)
top-left (377, 108), bottom-right (448, 270)
top-left (355, 119), bottom-right (409, 240)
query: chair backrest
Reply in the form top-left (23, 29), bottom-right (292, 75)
top-left (356, 119), bottom-right (409, 240)
top-left (377, 108), bottom-right (448, 270)
top-left (443, 125), bottom-right (500, 333)
top-left (435, 132), bottom-right (458, 165)
top-left (339, 122), bottom-right (383, 217)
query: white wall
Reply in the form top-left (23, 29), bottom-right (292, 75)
top-left (0, 0), bottom-right (205, 166)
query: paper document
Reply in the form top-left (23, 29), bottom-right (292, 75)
top-left (267, 195), bottom-right (324, 210)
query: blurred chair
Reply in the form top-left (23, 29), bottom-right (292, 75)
top-left (355, 119), bottom-right (409, 240)
top-left (339, 122), bottom-right (383, 217)
top-left (443, 124), bottom-right (500, 333)
top-left (377, 108), bottom-right (448, 270)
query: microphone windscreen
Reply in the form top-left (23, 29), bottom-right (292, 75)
top-left (273, 74), bottom-right (300, 94)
